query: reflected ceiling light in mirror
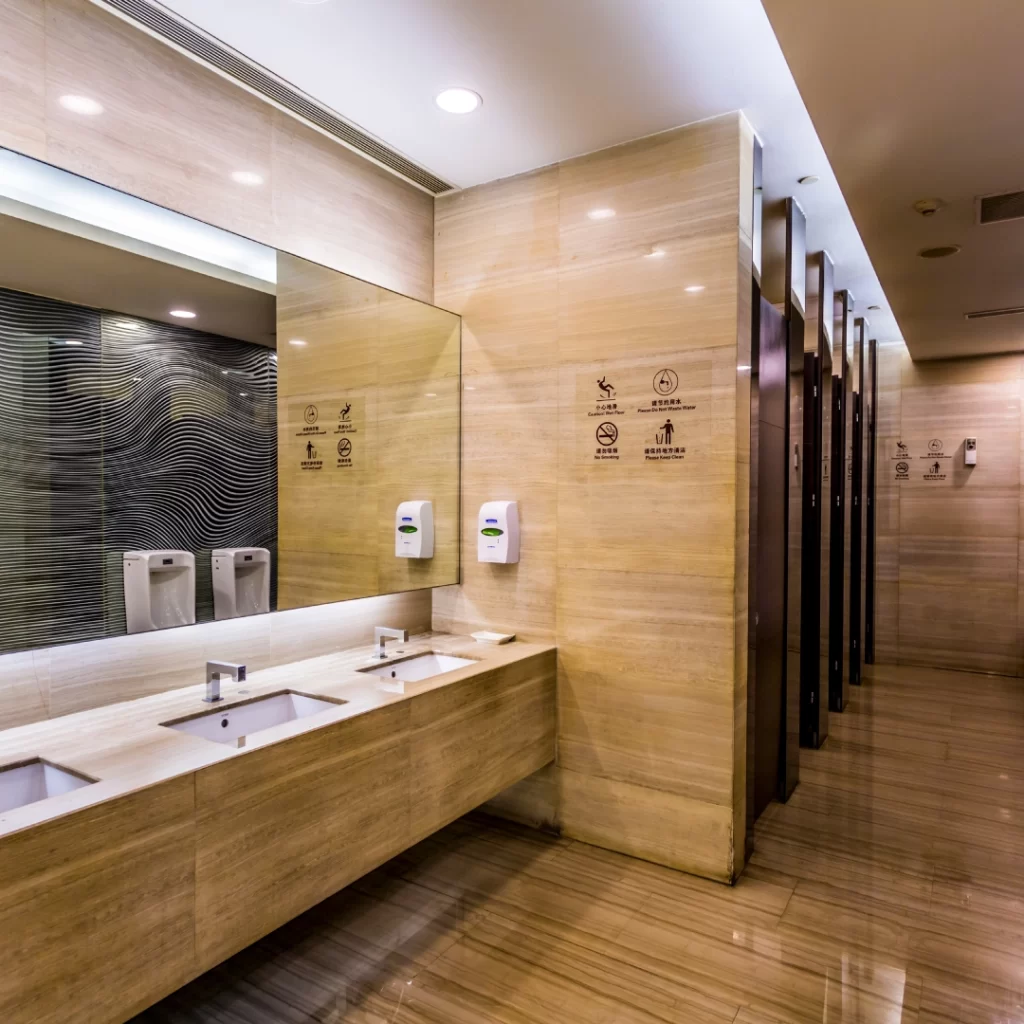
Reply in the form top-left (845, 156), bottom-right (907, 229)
top-left (239, 392), bottom-right (248, 397)
top-left (435, 88), bottom-right (482, 114)
top-left (588, 207), bottom-right (616, 221)
top-left (230, 170), bottom-right (264, 186)
top-left (59, 95), bottom-right (104, 116)
top-left (288, 338), bottom-right (308, 347)
top-left (685, 284), bottom-right (705, 293)
top-left (737, 364), bottom-right (751, 372)
top-left (58, 339), bottom-right (84, 346)
top-left (169, 309), bottom-right (197, 319)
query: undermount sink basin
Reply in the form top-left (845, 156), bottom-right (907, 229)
top-left (0, 758), bottom-right (96, 813)
top-left (161, 690), bottom-right (345, 746)
top-left (361, 652), bottom-right (477, 683)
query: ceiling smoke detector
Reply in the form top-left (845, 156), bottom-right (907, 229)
top-left (918, 245), bottom-right (961, 259)
top-left (913, 198), bottom-right (945, 217)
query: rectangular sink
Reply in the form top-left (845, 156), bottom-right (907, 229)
top-left (361, 652), bottom-right (477, 683)
top-left (161, 690), bottom-right (346, 746)
top-left (0, 758), bottom-right (96, 813)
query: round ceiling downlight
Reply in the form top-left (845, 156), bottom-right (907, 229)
top-left (919, 245), bottom-right (961, 259)
top-left (435, 88), bottom-right (482, 114)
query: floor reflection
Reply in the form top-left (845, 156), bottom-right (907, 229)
top-left (133, 662), bottom-right (1024, 1023)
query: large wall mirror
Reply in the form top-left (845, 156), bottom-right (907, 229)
top-left (0, 148), bottom-right (460, 655)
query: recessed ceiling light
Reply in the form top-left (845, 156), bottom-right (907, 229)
top-left (737, 364), bottom-right (751, 372)
top-left (62, 339), bottom-right (83, 346)
top-left (132, 377), bottom-right (142, 383)
top-left (288, 338), bottom-right (307, 347)
top-left (798, 175), bottom-right (820, 186)
top-left (230, 170), bottom-right (264, 186)
top-left (685, 284), bottom-right (705, 293)
top-left (868, 304), bottom-right (881, 310)
top-left (169, 309), bottom-right (196, 318)
top-left (239, 392), bottom-right (248, 397)
top-left (270, 353), bottom-right (278, 362)
top-left (435, 88), bottom-right (482, 114)
top-left (59, 94), bottom-right (104, 116)
top-left (588, 208), bottom-right (616, 221)
top-left (644, 247), bottom-right (666, 259)
top-left (425, 392), bottom-right (437, 398)
top-left (464, 385), bottom-right (476, 391)
top-left (919, 245), bottom-right (961, 259)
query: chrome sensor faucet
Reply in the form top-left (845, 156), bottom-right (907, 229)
top-left (374, 626), bottom-right (408, 660)
top-left (205, 660), bottom-right (246, 703)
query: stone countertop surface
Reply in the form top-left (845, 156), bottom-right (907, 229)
top-left (0, 632), bottom-right (554, 839)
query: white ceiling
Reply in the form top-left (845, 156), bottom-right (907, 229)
top-left (762, 0), bottom-right (1024, 361)
top-left (156, 0), bottom-right (901, 344)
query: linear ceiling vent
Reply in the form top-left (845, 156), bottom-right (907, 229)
top-left (964, 306), bottom-right (1024, 320)
top-left (96, 0), bottom-right (456, 195)
top-left (977, 190), bottom-right (1024, 225)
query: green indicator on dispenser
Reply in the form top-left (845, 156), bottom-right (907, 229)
top-left (398, 525), bottom-right (419, 534)
top-left (481, 527), bottom-right (504, 537)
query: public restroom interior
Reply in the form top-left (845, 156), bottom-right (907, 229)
top-left (1, 0), bottom-right (1022, 1020)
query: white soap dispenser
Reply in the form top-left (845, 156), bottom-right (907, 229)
top-left (395, 500), bottom-right (434, 558)
top-left (478, 501), bottom-right (520, 564)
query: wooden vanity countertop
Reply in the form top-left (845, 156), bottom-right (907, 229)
top-left (0, 632), bottom-right (555, 840)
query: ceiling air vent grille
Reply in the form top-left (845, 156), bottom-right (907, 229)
top-left (965, 306), bottom-right (1024, 320)
top-left (978, 190), bottom-right (1024, 225)
top-left (95, 0), bottom-right (456, 195)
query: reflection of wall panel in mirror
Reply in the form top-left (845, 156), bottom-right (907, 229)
top-left (276, 253), bottom-right (460, 609)
top-left (0, 284), bottom-right (277, 655)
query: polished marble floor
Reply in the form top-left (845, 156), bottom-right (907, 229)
top-left (135, 662), bottom-right (1024, 1023)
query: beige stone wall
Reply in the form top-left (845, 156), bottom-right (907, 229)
top-left (875, 344), bottom-right (1022, 677)
top-left (433, 114), bottom-right (755, 881)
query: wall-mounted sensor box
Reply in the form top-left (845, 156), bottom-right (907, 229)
top-left (478, 501), bottom-right (520, 564)
top-left (395, 500), bottom-right (433, 558)
top-left (965, 437), bottom-right (978, 466)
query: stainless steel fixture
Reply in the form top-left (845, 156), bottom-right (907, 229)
top-left (373, 626), bottom-right (408, 659)
top-left (204, 660), bottom-right (246, 702)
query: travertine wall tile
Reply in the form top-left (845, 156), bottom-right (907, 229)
top-left (0, 0), bottom-right (45, 158)
top-left (434, 114), bottom-right (751, 880)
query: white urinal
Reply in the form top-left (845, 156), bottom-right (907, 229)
top-left (123, 550), bottom-right (196, 634)
top-left (212, 548), bottom-right (271, 620)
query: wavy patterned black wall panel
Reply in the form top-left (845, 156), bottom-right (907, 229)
top-left (0, 287), bottom-right (277, 655)
top-left (0, 288), bottom-right (104, 652)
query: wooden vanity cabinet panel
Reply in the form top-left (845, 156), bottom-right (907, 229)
top-left (193, 701), bottom-right (411, 969)
top-left (0, 777), bottom-right (196, 1024)
top-left (407, 650), bottom-right (557, 843)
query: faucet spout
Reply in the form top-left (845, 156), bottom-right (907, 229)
top-left (204, 660), bottom-right (246, 703)
top-left (373, 627), bottom-right (409, 660)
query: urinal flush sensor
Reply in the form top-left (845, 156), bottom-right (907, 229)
top-left (395, 500), bottom-right (433, 558)
top-left (965, 437), bottom-right (978, 466)
top-left (478, 501), bottom-right (519, 564)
